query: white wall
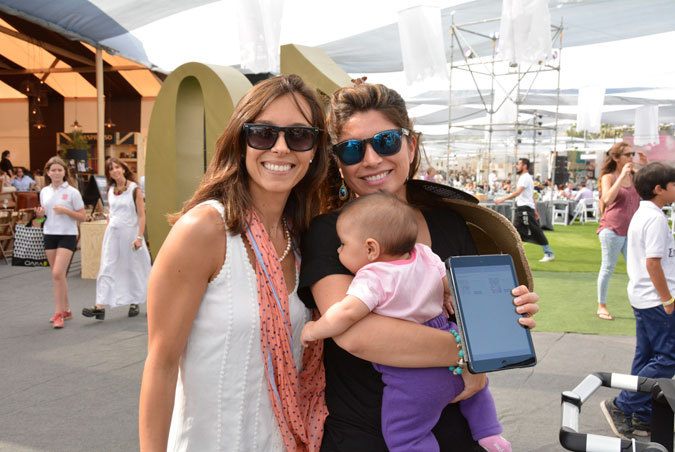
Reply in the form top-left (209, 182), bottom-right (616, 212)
top-left (0, 99), bottom-right (30, 169)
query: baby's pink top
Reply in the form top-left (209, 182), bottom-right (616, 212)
top-left (346, 243), bottom-right (446, 324)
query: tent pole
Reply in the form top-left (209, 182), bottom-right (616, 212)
top-left (96, 48), bottom-right (104, 175)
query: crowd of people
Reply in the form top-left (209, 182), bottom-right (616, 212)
top-left (3, 74), bottom-right (672, 450)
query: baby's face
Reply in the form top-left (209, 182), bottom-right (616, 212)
top-left (336, 220), bottom-right (371, 275)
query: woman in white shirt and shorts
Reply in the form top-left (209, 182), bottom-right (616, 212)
top-left (36, 157), bottom-right (86, 329)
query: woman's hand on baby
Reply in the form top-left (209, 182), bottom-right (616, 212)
top-left (512, 285), bottom-right (539, 329)
top-left (451, 370), bottom-right (487, 403)
top-left (300, 321), bottom-right (316, 347)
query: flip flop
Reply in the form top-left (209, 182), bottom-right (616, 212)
top-left (596, 312), bottom-right (613, 320)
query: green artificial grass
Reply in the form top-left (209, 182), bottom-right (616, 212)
top-left (522, 222), bottom-right (627, 274)
top-left (517, 222), bottom-right (636, 335)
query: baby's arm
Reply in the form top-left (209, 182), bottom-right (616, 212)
top-left (301, 295), bottom-right (371, 346)
top-left (442, 275), bottom-right (455, 316)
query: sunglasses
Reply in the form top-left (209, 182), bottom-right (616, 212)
top-left (333, 129), bottom-right (410, 166)
top-left (622, 152), bottom-right (636, 158)
top-left (243, 123), bottom-right (320, 152)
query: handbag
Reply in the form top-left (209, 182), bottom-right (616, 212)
top-left (12, 223), bottom-right (49, 267)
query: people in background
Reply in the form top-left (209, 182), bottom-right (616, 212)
top-left (9, 167), bottom-right (36, 191)
top-left (601, 162), bottom-right (675, 440)
top-left (35, 157), bottom-right (86, 329)
top-left (496, 158), bottom-right (555, 262)
top-left (1, 150), bottom-right (14, 176)
top-left (82, 158), bottom-right (151, 321)
top-left (596, 142), bottom-right (647, 321)
top-left (574, 181), bottom-right (593, 201)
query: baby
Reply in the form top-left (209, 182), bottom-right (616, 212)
top-left (301, 192), bottom-right (510, 452)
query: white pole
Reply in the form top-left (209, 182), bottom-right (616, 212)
top-left (96, 47), bottom-right (104, 175)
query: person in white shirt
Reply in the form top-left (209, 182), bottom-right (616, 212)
top-left (601, 162), bottom-right (675, 440)
top-left (488, 170), bottom-right (498, 192)
top-left (35, 157), bottom-right (86, 329)
top-left (495, 158), bottom-right (555, 262)
top-left (574, 182), bottom-right (593, 201)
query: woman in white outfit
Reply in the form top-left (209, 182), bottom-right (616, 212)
top-left (83, 158), bottom-right (151, 320)
top-left (139, 75), bottom-right (329, 451)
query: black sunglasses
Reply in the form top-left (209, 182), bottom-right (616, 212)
top-left (243, 123), bottom-right (320, 152)
top-left (333, 129), bottom-right (410, 166)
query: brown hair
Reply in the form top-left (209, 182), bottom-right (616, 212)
top-left (173, 74), bottom-right (328, 236)
top-left (338, 192), bottom-right (418, 256)
top-left (598, 142), bottom-right (632, 201)
top-left (322, 83), bottom-right (422, 210)
top-left (105, 157), bottom-right (136, 190)
top-left (44, 156), bottom-right (74, 186)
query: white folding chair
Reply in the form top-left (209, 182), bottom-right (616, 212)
top-left (568, 201), bottom-right (586, 225)
top-left (551, 201), bottom-right (569, 226)
top-left (582, 199), bottom-right (599, 223)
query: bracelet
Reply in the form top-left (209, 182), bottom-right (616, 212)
top-left (136, 235), bottom-right (143, 240)
top-left (448, 329), bottom-right (466, 375)
top-left (663, 297), bottom-right (674, 307)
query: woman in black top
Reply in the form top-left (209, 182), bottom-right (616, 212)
top-left (298, 83), bottom-right (539, 451)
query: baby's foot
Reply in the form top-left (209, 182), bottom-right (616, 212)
top-left (478, 434), bottom-right (511, 452)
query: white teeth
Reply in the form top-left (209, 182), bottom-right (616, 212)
top-left (263, 162), bottom-right (292, 172)
top-left (364, 171), bottom-right (389, 182)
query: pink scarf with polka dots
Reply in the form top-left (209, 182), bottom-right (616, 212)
top-left (245, 210), bottom-right (327, 451)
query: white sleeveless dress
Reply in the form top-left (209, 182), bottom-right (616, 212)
top-left (167, 200), bottom-right (311, 452)
top-left (96, 181), bottom-right (151, 307)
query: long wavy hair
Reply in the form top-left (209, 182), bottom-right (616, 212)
top-left (598, 141), bottom-right (632, 203)
top-left (104, 157), bottom-right (136, 190)
top-left (44, 156), bottom-right (75, 186)
top-left (322, 83), bottom-right (423, 211)
top-left (172, 74), bottom-right (328, 236)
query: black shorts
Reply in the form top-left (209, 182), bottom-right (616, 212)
top-left (44, 234), bottom-right (78, 252)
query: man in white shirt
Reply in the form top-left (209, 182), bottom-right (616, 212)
top-left (601, 162), bottom-right (675, 440)
top-left (495, 158), bottom-right (555, 262)
top-left (574, 182), bottom-right (593, 201)
top-left (488, 170), bottom-right (498, 192)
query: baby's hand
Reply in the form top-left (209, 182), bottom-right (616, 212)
top-left (300, 321), bottom-right (316, 347)
top-left (443, 292), bottom-right (455, 316)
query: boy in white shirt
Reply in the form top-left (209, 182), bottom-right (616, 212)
top-left (601, 162), bottom-right (675, 440)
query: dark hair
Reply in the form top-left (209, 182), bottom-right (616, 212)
top-left (1, 150), bottom-right (8, 159)
top-left (323, 83), bottom-right (422, 210)
top-left (105, 157), bottom-right (136, 190)
top-left (634, 162), bottom-right (675, 200)
top-left (173, 74), bottom-right (328, 236)
top-left (519, 158), bottom-right (531, 171)
top-left (338, 192), bottom-right (418, 256)
top-left (44, 156), bottom-right (74, 186)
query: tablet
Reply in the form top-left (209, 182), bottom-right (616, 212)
top-left (446, 254), bottom-right (537, 373)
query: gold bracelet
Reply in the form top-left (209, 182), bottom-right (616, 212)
top-left (663, 297), bottom-right (674, 307)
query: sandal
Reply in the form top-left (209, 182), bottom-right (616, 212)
top-left (596, 312), bottom-right (613, 320)
top-left (82, 306), bottom-right (105, 320)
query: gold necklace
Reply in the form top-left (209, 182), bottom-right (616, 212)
top-left (114, 179), bottom-right (127, 195)
top-left (278, 221), bottom-right (292, 262)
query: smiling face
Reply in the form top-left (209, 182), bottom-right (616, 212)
top-left (108, 162), bottom-right (125, 183)
top-left (337, 110), bottom-right (415, 201)
top-left (245, 93), bottom-right (316, 204)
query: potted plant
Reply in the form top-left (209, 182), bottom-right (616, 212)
top-left (59, 129), bottom-right (90, 162)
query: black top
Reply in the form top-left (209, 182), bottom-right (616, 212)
top-left (0, 157), bottom-right (13, 174)
top-left (298, 207), bottom-right (483, 452)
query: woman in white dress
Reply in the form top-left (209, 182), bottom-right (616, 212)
top-left (139, 75), bottom-right (329, 451)
top-left (83, 158), bottom-right (151, 320)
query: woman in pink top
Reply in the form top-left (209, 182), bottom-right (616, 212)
top-left (596, 142), bottom-right (646, 320)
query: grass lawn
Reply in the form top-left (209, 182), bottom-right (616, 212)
top-left (520, 222), bottom-right (635, 335)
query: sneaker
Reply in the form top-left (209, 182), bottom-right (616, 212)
top-left (82, 306), bottom-right (105, 320)
top-left (53, 313), bottom-right (64, 329)
top-left (49, 310), bottom-right (73, 323)
top-left (631, 415), bottom-right (651, 437)
top-left (601, 398), bottom-right (632, 439)
top-left (539, 253), bottom-right (555, 263)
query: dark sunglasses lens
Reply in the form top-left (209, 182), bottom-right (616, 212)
top-left (247, 126), bottom-right (278, 149)
top-left (336, 141), bottom-right (363, 165)
top-left (372, 130), bottom-right (402, 156)
top-left (285, 127), bottom-right (316, 151)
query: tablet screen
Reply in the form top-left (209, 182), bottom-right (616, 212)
top-left (448, 255), bottom-right (536, 372)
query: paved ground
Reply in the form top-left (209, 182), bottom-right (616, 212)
top-left (0, 253), bottom-right (668, 451)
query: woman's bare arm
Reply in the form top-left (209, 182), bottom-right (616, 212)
top-left (139, 206), bottom-right (225, 451)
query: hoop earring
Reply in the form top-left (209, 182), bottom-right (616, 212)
top-left (338, 179), bottom-right (349, 201)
